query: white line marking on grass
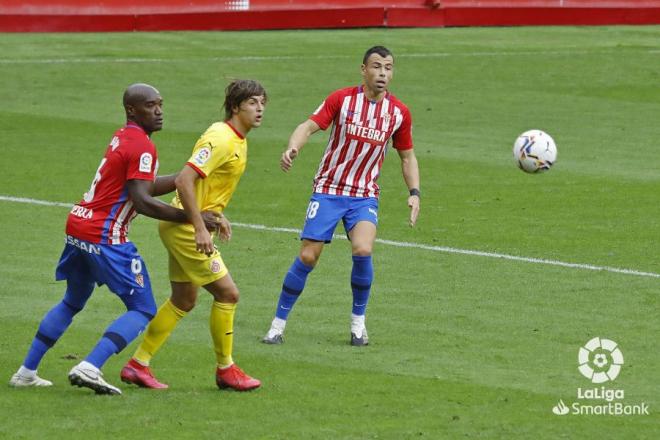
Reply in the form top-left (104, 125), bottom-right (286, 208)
top-left (2, 194), bottom-right (659, 279)
top-left (0, 195), bottom-right (72, 208)
top-left (373, 238), bottom-right (660, 279)
top-left (0, 49), bottom-right (650, 65)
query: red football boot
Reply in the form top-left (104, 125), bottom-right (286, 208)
top-left (120, 358), bottom-right (169, 389)
top-left (215, 364), bottom-right (261, 391)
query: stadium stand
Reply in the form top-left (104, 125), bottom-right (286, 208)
top-left (1, 0), bottom-right (659, 32)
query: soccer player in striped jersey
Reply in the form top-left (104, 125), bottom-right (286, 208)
top-left (9, 84), bottom-right (220, 395)
top-left (263, 46), bottom-right (421, 346)
top-left (120, 80), bottom-right (266, 391)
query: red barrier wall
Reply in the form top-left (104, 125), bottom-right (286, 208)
top-left (1, 0), bottom-right (659, 31)
top-left (0, 0), bottom-right (425, 14)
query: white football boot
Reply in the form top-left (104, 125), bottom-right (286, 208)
top-left (350, 314), bottom-right (369, 346)
top-left (9, 366), bottom-right (53, 387)
top-left (68, 361), bottom-right (121, 395)
top-left (262, 317), bottom-right (286, 344)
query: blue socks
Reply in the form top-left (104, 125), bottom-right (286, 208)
top-left (273, 255), bottom-right (373, 322)
top-left (351, 255), bottom-right (373, 316)
top-left (23, 300), bottom-right (82, 370)
top-left (275, 258), bottom-right (313, 320)
top-left (23, 280), bottom-right (92, 370)
top-left (85, 310), bottom-right (150, 368)
top-left (21, 277), bottom-right (155, 371)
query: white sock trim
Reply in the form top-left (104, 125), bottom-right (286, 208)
top-left (78, 361), bottom-right (100, 373)
top-left (351, 314), bottom-right (366, 334)
top-left (17, 366), bottom-right (37, 377)
top-left (351, 314), bottom-right (366, 324)
top-left (272, 317), bottom-right (287, 331)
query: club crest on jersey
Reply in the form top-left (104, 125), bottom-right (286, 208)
top-left (210, 259), bottom-right (222, 273)
top-left (139, 152), bottom-right (153, 173)
top-left (345, 122), bottom-right (387, 145)
top-left (135, 273), bottom-right (144, 288)
top-left (192, 147), bottom-right (211, 166)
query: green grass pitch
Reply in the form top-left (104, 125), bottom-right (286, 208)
top-left (0, 26), bottom-right (658, 438)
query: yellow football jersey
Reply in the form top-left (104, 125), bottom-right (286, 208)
top-left (172, 121), bottom-right (247, 213)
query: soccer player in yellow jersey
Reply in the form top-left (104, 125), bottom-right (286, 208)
top-left (120, 79), bottom-right (267, 391)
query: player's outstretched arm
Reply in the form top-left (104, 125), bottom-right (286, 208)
top-left (398, 148), bottom-right (420, 227)
top-left (127, 179), bottom-right (220, 232)
top-left (281, 119), bottom-right (321, 172)
top-left (152, 173), bottom-right (178, 196)
top-left (128, 179), bottom-right (188, 223)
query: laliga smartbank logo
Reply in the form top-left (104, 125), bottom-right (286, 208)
top-left (578, 337), bottom-right (623, 383)
top-left (551, 337), bottom-right (649, 417)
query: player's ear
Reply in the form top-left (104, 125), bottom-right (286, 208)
top-left (125, 104), bottom-right (135, 118)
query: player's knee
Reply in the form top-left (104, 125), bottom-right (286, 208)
top-left (141, 303), bottom-right (157, 320)
top-left (299, 249), bottom-right (320, 267)
top-left (214, 286), bottom-right (239, 304)
top-left (124, 294), bottom-right (157, 319)
top-left (143, 296), bottom-right (158, 319)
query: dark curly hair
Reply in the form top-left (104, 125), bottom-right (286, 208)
top-left (223, 79), bottom-right (267, 120)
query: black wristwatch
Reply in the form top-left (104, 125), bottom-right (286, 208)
top-left (409, 188), bottom-right (421, 198)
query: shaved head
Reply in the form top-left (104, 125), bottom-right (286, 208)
top-left (123, 83), bottom-right (163, 134)
top-left (123, 83), bottom-right (160, 108)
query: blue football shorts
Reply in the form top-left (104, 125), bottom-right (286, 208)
top-left (55, 235), bottom-right (155, 310)
top-left (300, 193), bottom-right (379, 243)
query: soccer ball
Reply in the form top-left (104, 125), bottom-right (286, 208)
top-left (513, 130), bottom-right (557, 173)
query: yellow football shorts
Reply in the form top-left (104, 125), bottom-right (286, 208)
top-left (158, 221), bottom-right (228, 286)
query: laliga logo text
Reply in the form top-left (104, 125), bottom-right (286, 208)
top-left (551, 337), bottom-right (649, 417)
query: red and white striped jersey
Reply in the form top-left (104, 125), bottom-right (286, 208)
top-left (66, 123), bottom-right (159, 244)
top-left (309, 86), bottom-right (413, 198)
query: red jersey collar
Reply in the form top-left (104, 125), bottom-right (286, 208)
top-left (125, 122), bottom-right (147, 135)
top-left (359, 85), bottom-right (388, 103)
top-left (225, 121), bottom-right (245, 139)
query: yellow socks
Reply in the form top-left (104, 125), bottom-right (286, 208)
top-left (133, 299), bottom-right (236, 369)
top-left (210, 302), bottom-right (236, 368)
top-left (133, 299), bottom-right (186, 366)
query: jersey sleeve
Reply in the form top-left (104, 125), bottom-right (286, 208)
top-left (309, 89), bottom-right (344, 130)
top-left (125, 136), bottom-right (158, 181)
top-left (392, 105), bottom-right (413, 151)
top-left (186, 130), bottom-right (231, 178)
